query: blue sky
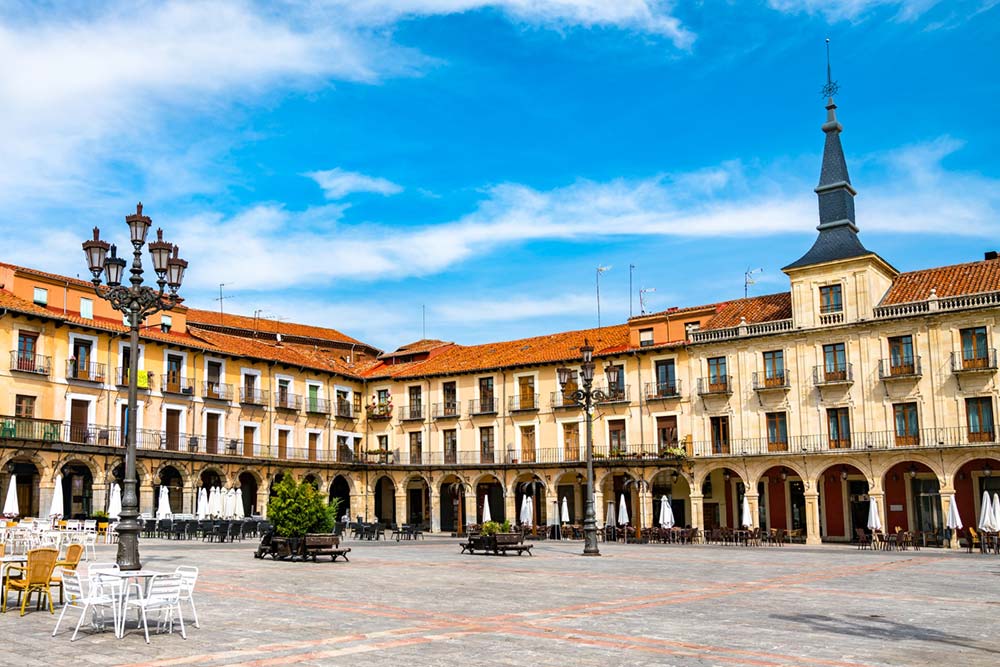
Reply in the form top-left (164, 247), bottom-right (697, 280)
top-left (1, 1), bottom-right (998, 351)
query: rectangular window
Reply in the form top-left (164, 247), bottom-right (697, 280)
top-left (656, 415), bottom-right (678, 448)
top-left (277, 378), bottom-right (290, 407)
top-left (518, 376), bottom-right (535, 409)
top-left (166, 353), bottom-right (183, 392)
top-left (888, 335), bottom-right (915, 375)
top-left (639, 328), bottom-right (654, 347)
top-left (408, 386), bottom-right (422, 418)
top-left (763, 350), bottom-right (784, 386)
top-left (520, 425), bottom-right (536, 462)
top-left (338, 435), bottom-right (352, 462)
top-left (277, 428), bottom-right (289, 458)
top-left (766, 412), bottom-right (788, 451)
top-left (409, 431), bottom-right (423, 464)
top-left (33, 287), bottom-right (47, 306)
top-left (336, 389), bottom-right (350, 416)
top-left (966, 397), bottom-right (995, 442)
top-left (820, 284), bottom-right (843, 314)
top-left (70, 339), bottom-right (94, 380)
top-left (827, 407), bottom-right (851, 449)
top-left (160, 315), bottom-right (172, 333)
top-left (243, 373), bottom-right (258, 399)
top-left (654, 360), bottom-right (676, 396)
top-left (708, 357), bottom-right (727, 391)
top-left (823, 343), bottom-right (848, 380)
top-left (15, 332), bottom-right (38, 372)
top-left (376, 388), bottom-right (390, 405)
top-left (563, 422), bottom-right (580, 461)
top-left (353, 392), bottom-right (362, 414)
top-left (479, 377), bottom-right (494, 412)
top-left (308, 432), bottom-right (320, 461)
top-left (15, 395), bottom-right (35, 418)
top-left (960, 327), bottom-right (990, 368)
top-left (479, 426), bottom-right (495, 464)
top-left (308, 384), bottom-right (321, 412)
top-left (607, 364), bottom-right (625, 399)
top-left (443, 429), bottom-right (457, 464)
top-left (893, 403), bottom-right (919, 446)
top-left (608, 419), bottom-right (626, 452)
top-left (710, 416), bottom-right (730, 454)
top-left (442, 381), bottom-right (457, 415)
top-left (79, 298), bottom-right (93, 320)
top-left (559, 369), bottom-right (578, 406)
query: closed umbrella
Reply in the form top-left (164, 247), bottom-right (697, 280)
top-left (235, 488), bottom-right (245, 519)
top-left (992, 492), bottom-right (1000, 532)
top-left (227, 488), bottom-right (237, 518)
top-left (107, 483), bottom-right (122, 521)
top-left (617, 493), bottom-right (629, 526)
top-left (945, 494), bottom-right (962, 531)
top-left (606, 500), bottom-right (616, 528)
top-left (3, 473), bottom-right (18, 517)
top-left (522, 496), bottom-right (534, 527)
top-left (741, 495), bottom-right (753, 528)
top-left (561, 497), bottom-right (570, 524)
top-left (978, 491), bottom-right (992, 531)
top-left (659, 495), bottom-right (674, 529)
top-left (48, 474), bottom-right (64, 518)
top-left (214, 486), bottom-right (224, 516)
top-left (867, 497), bottom-right (882, 532)
top-left (482, 495), bottom-right (492, 523)
top-left (156, 485), bottom-right (172, 519)
top-left (196, 488), bottom-right (208, 520)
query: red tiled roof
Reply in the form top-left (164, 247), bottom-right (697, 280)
top-left (703, 292), bottom-right (793, 330)
top-left (379, 339), bottom-right (453, 359)
top-left (0, 262), bottom-right (100, 291)
top-left (881, 258), bottom-right (1000, 305)
top-left (185, 308), bottom-right (371, 349)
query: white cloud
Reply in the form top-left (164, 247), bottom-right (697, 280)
top-left (766, 0), bottom-right (941, 21)
top-left (306, 168), bottom-right (404, 199)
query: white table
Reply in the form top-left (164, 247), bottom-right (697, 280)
top-left (92, 569), bottom-right (163, 638)
top-left (0, 555), bottom-right (28, 607)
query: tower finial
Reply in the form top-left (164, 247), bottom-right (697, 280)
top-left (821, 38), bottom-right (839, 99)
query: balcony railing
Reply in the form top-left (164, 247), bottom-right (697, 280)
top-left (752, 371), bottom-right (790, 391)
top-left (697, 376), bottom-right (732, 396)
top-left (594, 384), bottom-right (630, 404)
top-left (116, 367), bottom-right (153, 390)
top-left (162, 375), bottom-right (195, 396)
top-left (432, 402), bottom-right (460, 419)
top-left (240, 388), bottom-right (269, 406)
top-left (550, 391), bottom-right (582, 410)
top-left (274, 393), bottom-right (302, 411)
top-left (469, 398), bottom-right (498, 415)
top-left (878, 357), bottom-right (922, 380)
top-left (366, 404), bottom-right (393, 420)
top-left (9, 351), bottom-right (51, 375)
top-left (306, 398), bottom-right (332, 415)
top-left (333, 401), bottom-right (354, 418)
top-left (202, 381), bottom-right (234, 401)
top-left (644, 380), bottom-right (682, 401)
top-left (66, 360), bottom-right (107, 384)
top-left (951, 350), bottom-right (998, 373)
top-left (508, 394), bottom-right (539, 411)
top-left (399, 404), bottom-right (425, 421)
top-left (813, 364), bottom-right (853, 386)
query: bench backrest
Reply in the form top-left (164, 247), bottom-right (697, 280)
top-left (304, 534), bottom-right (339, 547)
top-left (494, 533), bottom-right (521, 545)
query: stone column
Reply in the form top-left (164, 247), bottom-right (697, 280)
top-left (463, 491), bottom-right (476, 529)
top-left (804, 490), bottom-right (821, 545)
top-left (689, 490), bottom-right (704, 532)
top-left (394, 488), bottom-right (407, 527)
top-left (429, 488), bottom-right (441, 533)
top-left (38, 482), bottom-right (56, 519)
top-left (256, 487), bottom-right (269, 518)
top-left (140, 482), bottom-right (155, 516)
top-left (593, 489), bottom-right (604, 528)
top-left (940, 489), bottom-right (959, 549)
top-left (92, 482), bottom-right (109, 517)
top-left (745, 492), bottom-right (760, 529)
top-left (574, 482), bottom-right (583, 524)
top-left (504, 489), bottom-right (516, 525)
top-left (181, 480), bottom-right (195, 515)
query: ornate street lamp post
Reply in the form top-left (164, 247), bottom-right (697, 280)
top-left (82, 203), bottom-right (187, 570)
top-left (557, 340), bottom-right (620, 557)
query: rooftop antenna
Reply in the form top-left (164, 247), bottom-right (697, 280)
top-left (629, 264), bottom-right (635, 318)
top-left (422, 304), bottom-right (426, 340)
top-left (744, 267), bottom-right (763, 298)
top-left (215, 283), bottom-right (234, 316)
top-left (596, 265), bottom-right (611, 328)
top-left (639, 287), bottom-right (656, 315)
top-left (821, 37), bottom-right (839, 99)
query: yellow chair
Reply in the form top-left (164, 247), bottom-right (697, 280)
top-left (51, 543), bottom-right (84, 605)
top-left (3, 547), bottom-right (59, 616)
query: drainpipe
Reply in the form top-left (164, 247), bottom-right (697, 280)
top-left (501, 370), bottom-right (508, 464)
top-left (633, 351), bottom-right (645, 450)
top-left (267, 361), bottom-right (276, 458)
top-left (105, 333), bottom-right (116, 430)
top-left (63, 280), bottom-right (69, 315)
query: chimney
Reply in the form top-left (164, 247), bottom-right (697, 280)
top-left (985, 251), bottom-right (998, 261)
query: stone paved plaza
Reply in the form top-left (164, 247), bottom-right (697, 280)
top-left (3, 537), bottom-right (999, 666)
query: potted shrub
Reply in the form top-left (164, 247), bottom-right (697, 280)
top-left (265, 476), bottom-right (342, 559)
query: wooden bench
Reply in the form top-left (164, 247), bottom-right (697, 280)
top-left (302, 534), bottom-right (351, 562)
top-left (492, 532), bottom-right (533, 556)
top-left (459, 534), bottom-right (490, 554)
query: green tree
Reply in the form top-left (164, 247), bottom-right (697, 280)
top-left (267, 476), bottom-right (341, 537)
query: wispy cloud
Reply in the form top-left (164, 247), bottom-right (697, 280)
top-left (306, 168), bottom-right (404, 199)
top-left (764, 0), bottom-right (977, 22)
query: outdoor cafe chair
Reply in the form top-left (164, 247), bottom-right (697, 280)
top-left (2, 547), bottom-right (59, 616)
top-left (175, 566), bottom-right (199, 629)
top-left (51, 570), bottom-right (119, 641)
top-left (122, 574), bottom-right (187, 644)
top-left (51, 543), bottom-right (84, 604)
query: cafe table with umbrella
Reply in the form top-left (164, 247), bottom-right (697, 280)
top-left (3, 473), bottom-right (18, 517)
top-left (48, 473), bottom-right (64, 518)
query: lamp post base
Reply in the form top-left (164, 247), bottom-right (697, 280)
top-left (115, 517), bottom-right (142, 571)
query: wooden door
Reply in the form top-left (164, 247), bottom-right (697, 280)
top-left (519, 377), bottom-right (534, 409)
top-left (563, 422), bottom-right (579, 461)
top-left (278, 430), bottom-right (288, 459)
top-left (165, 410), bottom-right (180, 451)
top-left (308, 432), bottom-right (319, 461)
top-left (70, 399), bottom-right (89, 443)
top-left (243, 426), bottom-right (255, 457)
top-left (521, 426), bottom-right (536, 463)
top-left (206, 413), bottom-right (220, 454)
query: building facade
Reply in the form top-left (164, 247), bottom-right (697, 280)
top-left (2, 97), bottom-right (998, 544)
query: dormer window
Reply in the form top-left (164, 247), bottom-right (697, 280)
top-left (161, 315), bottom-right (172, 333)
top-left (820, 284), bottom-right (843, 314)
top-left (639, 328), bottom-right (654, 347)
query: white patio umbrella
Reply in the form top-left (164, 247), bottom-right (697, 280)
top-left (617, 493), bottom-right (629, 526)
top-left (107, 483), bottom-right (122, 521)
top-left (945, 494), bottom-right (963, 531)
top-left (741, 495), bottom-right (753, 528)
top-left (227, 488), bottom-right (237, 518)
top-left (482, 495), bottom-right (492, 523)
top-left (235, 488), bottom-right (245, 519)
top-left (3, 473), bottom-right (18, 517)
top-left (519, 495), bottom-right (533, 527)
top-left (606, 500), bottom-right (616, 527)
top-left (196, 488), bottom-right (208, 520)
top-left (560, 496), bottom-right (570, 524)
top-left (867, 496), bottom-right (882, 532)
top-left (48, 473), bottom-right (64, 518)
top-left (212, 486), bottom-right (223, 516)
top-left (220, 488), bottom-right (230, 518)
top-left (992, 492), bottom-right (1000, 532)
top-left (659, 495), bottom-right (674, 529)
top-left (156, 485), bottom-right (172, 519)
top-left (978, 491), bottom-right (992, 531)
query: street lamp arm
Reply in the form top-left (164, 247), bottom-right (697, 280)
top-left (94, 283), bottom-right (180, 321)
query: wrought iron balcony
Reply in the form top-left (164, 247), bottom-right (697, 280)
top-left (550, 391), bottom-right (582, 410)
top-left (697, 376), bottom-right (732, 396)
top-left (239, 387), bottom-right (269, 406)
top-left (399, 404), bottom-right (425, 421)
top-left (117, 367), bottom-right (153, 390)
top-left (366, 404), bottom-right (392, 420)
top-left (593, 384), bottom-right (630, 404)
top-left (9, 351), bottom-right (50, 375)
top-left (508, 394), bottom-right (539, 411)
top-left (432, 402), bottom-right (460, 419)
top-left (644, 380), bottom-right (681, 401)
top-left (469, 398), bottom-right (498, 415)
top-left (274, 393), bottom-right (302, 411)
top-left (752, 370), bottom-right (790, 391)
top-left (162, 375), bottom-right (195, 396)
top-left (66, 360), bottom-right (107, 384)
top-left (202, 381), bottom-right (234, 401)
top-left (813, 363), bottom-right (853, 386)
top-left (951, 349), bottom-right (998, 373)
top-left (878, 356), bottom-right (922, 380)
top-left (307, 398), bottom-right (332, 415)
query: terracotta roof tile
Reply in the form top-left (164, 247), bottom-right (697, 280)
top-left (881, 258), bottom-right (1000, 305)
top-left (188, 328), bottom-right (371, 378)
top-left (185, 308), bottom-right (371, 349)
top-left (703, 292), bottom-right (793, 330)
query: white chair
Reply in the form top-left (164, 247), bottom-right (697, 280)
top-left (65, 520), bottom-right (82, 531)
top-left (51, 571), bottom-right (120, 641)
top-left (83, 520), bottom-right (97, 532)
top-left (81, 532), bottom-right (98, 561)
top-left (122, 574), bottom-right (186, 643)
top-left (175, 566), bottom-right (199, 628)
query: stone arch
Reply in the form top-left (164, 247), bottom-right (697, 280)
top-left (471, 472), bottom-right (502, 491)
top-left (54, 454), bottom-right (102, 483)
top-left (0, 449), bottom-right (50, 481)
top-left (194, 464), bottom-right (229, 488)
top-left (871, 451), bottom-right (945, 483)
top-left (880, 458), bottom-right (943, 534)
top-left (233, 468), bottom-right (264, 487)
top-left (471, 473), bottom-right (505, 525)
top-left (947, 451), bottom-right (1000, 483)
top-left (152, 461), bottom-right (192, 486)
top-left (812, 457), bottom-right (874, 489)
top-left (691, 461), bottom-right (744, 490)
top-left (301, 470), bottom-right (325, 490)
top-left (104, 458), bottom-right (149, 486)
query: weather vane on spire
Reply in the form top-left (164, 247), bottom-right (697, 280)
top-left (821, 37), bottom-right (840, 99)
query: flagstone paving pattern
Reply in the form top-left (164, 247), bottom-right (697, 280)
top-left (4, 538), bottom-right (999, 666)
